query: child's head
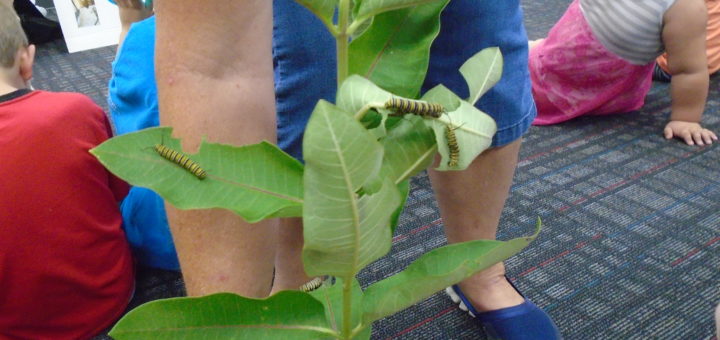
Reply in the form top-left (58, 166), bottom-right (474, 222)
top-left (0, 2), bottom-right (35, 89)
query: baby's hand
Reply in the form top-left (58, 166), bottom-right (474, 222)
top-left (664, 121), bottom-right (718, 146)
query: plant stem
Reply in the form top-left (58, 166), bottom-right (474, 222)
top-left (342, 276), bottom-right (352, 339)
top-left (337, 0), bottom-right (351, 88)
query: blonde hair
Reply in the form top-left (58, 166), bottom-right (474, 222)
top-left (0, 2), bottom-right (28, 68)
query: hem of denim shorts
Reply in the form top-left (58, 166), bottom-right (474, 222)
top-left (491, 100), bottom-right (537, 147)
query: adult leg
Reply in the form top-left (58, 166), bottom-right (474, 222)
top-left (155, 0), bottom-right (277, 298)
top-left (270, 0), bottom-right (336, 293)
top-left (429, 140), bottom-right (524, 311)
top-left (271, 217), bottom-right (311, 293)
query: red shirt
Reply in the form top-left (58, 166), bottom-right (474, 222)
top-left (0, 90), bottom-right (133, 340)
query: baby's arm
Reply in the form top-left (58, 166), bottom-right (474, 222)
top-left (663, 0), bottom-right (717, 145)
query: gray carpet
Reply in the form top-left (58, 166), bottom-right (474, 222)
top-left (30, 1), bottom-right (719, 339)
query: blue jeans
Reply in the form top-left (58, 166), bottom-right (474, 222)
top-left (273, 0), bottom-right (536, 161)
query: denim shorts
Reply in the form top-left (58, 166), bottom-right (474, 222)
top-left (273, 0), bottom-right (535, 161)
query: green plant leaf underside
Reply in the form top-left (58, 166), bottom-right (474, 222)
top-left (460, 47), bottom-right (503, 106)
top-left (422, 86), bottom-right (497, 171)
top-left (302, 101), bottom-right (401, 278)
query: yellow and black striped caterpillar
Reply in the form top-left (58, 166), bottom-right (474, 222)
top-left (299, 277), bottom-right (324, 292)
top-left (154, 144), bottom-right (207, 180)
top-left (446, 124), bottom-right (460, 167)
top-left (385, 97), bottom-right (445, 118)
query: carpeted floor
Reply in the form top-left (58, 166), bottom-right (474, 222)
top-left (30, 1), bottom-right (719, 339)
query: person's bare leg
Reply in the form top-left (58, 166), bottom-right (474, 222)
top-left (429, 139), bottom-right (525, 311)
top-left (155, 1), bottom-right (276, 298)
top-left (167, 208), bottom-right (277, 298)
top-left (270, 217), bottom-right (312, 294)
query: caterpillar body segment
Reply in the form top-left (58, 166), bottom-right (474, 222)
top-left (384, 97), bottom-right (445, 118)
top-left (299, 277), bottom-right (324, 292)
top-left (446, 124), bottom-right (460, 167)
top-left (154, 144), bottom-right (207, 180)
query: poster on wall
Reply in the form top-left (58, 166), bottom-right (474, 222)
top-left (52, 0), bottom-right (120, 53)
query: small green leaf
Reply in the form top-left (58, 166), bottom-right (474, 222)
top-left (460, 47), bottom-right (503, 106)
top-left (422, 87), bottom-right (496, 171)
top-left (336, 75), bottom-right (392, 119)
top-left (308, 277), bottom-right (370, 339)
top-left (361, 221), bottom-right (542, 323)
top-left (389, 179), bottom-right (410, 235)
top-left (349, 0), bottom-right (449, 98)
top-left (109, 292), bottom-right (336, 339)
top-left (91, 127), bottom-right (304, 223)
top-left (295, 0), bottom-right (338, 34)
top-left (302, 101), bottom-right (401, 278)
top-left (380, 115), bottom-right (437, 183)
top-left (354, 0), bottom-right (445, 22)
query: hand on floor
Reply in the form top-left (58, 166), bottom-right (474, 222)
top-left (664, 120), bottom-right (718, 146)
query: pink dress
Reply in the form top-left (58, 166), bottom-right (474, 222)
top-left (530, 0), bottom-right (655, 125)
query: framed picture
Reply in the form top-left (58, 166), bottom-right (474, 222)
top-left (52, 0), bottom-right (120, 53)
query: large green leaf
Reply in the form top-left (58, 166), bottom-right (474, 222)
top-left (90, 127), bottom-right (304, 223)
top-left (460, 47), bottom-right (503, 105)
top-left (308, 277), bottom-right (371, 339)
top-left (109, 292), bottom-right (336, 339)
top-left (422, 86), bottom-right (496, 171)
top-left (361, 221), bottom-right (542, 323)
top-left (295, 0), bottom-right (338, 34)
top-left (349, 0), bottom-right (448, 98)
top-left (302, 101), bottom-right (401, 278)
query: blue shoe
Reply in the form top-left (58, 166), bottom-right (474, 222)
top-left (445, 280), bottom-right (561, 340)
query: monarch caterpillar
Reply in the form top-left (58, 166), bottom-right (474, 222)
top-left (385, 97), bottom-right (445, 118)
top-left (154, 144), bottom-right (207, 180)
top-left (299, 277), bottom-right (324, 292)
top-left (446, 124), bottom-right (460, 167)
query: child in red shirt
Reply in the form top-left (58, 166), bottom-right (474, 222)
top-left (0, 4), bottom-right (134, 339)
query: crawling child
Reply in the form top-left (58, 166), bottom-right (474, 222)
top-left (530, 0), bottom-right (718, 146)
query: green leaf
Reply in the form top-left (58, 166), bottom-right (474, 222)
top-left (308, 277), bottom-right (370, 339)
top-left (302, 101), bottom-right (401, 278)
top-left (91, 127), bottom-right (304, 223)
top-left (109, 291), bottom-right (336, 339)
top-left (460, 47), bottom-right (503, 106)
top-left (349, 0), bottom-right (449, 98)
top-left (354, 0), bottom-right (446, 22)
top-left (422, 86), bottom-right (496, 171)
top-left (336, 75), bottom-right (392, 121)
top-left (380, 115), bottom-right (437, 183)
top-left (361, 220), bottom-right (542, 323)
top-left (389, 179), bottom-right (410, 235)
top-left (295, 0), bottom-right (338, 34)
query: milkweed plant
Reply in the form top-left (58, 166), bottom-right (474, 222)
top-left (92, 0), bottom-right (541, 338)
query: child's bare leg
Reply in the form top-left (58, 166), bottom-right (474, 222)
top-left (428, 139), bottom-right (525, 311)
top-left (271, 217), bottom-right (312, 294)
